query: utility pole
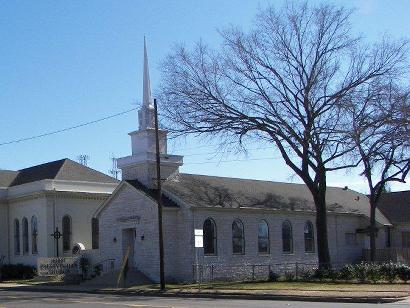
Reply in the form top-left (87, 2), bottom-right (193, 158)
top-left (154, 98), bottom-right (165, 291)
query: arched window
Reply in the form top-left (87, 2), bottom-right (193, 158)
top-left (14, 219), bottom-right (20, 255)
top-left (304, 221), bottom-right (315, 253)
top-left (282, 220), bottom-right (293, 253)
top-left (22, 217), bottom-right (29, 254)
top-left (21, 217), bottom-right (28, 255)
top-left (62, 215), bottom-right (72, 252)
top-left (203, 218), bottom-right (217, 255)
top-left (31, 216), bottom-right (38, 254)
top-left (232, 219), bottom-right (245, 254)
top-left (91, 218), bottom-right (99, 249)
top-left (258, 220), bottom-right (270, 254)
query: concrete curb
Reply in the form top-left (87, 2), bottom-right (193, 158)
top-left (0, 285), bottom-right (407, 304)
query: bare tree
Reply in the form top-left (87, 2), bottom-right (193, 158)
top-left (345, 81), bottom-right (410, 261)
top-left (159, 2), bottom-right (408, 267)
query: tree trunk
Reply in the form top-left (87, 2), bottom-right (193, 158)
top-left (369, 199), bottom-right (377, 262)
top-left (313, 189), bottom-right (331, 269)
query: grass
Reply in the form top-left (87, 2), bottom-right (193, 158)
top-left (143, 281), bottom-right (410, 293)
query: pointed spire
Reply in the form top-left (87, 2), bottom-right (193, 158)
top-left (138, 37), bottom-right (156, 130)
top-left (143, 36), bottom-right (153, 108)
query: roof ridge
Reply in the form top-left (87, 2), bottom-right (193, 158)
top-left (54, 158), bottom-right (70, 179)
top-left (179, 173), bottom-right (354, 191)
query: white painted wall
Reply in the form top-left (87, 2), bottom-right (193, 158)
top-left (0, 202), bottom-right (9, 264)
top-left (8, 197), bottom-right (48, 266)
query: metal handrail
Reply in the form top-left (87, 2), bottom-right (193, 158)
top-left (93, 258), bottom-right (115, 275)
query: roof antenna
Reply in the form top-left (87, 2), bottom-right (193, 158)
top-left (77, 154), bottom-right (90, 166)
top-left (109, 153), bottom-right (121, 180)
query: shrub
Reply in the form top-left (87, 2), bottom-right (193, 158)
top-left (380, 262), bottom-right (398, 283)
top-left (313, 268), bottom-right (337, 281)
top-left (268, 270), bottom-right (279, 282)
top-left (284, 271), bottom-right (295, 282)
top-left (79, 257), bottom-right (90, 279)
top-left (352, 262), bottom-right (368, 283)
top-left (338, 264), bottom-right (355, 281)
top-left (366, 263), bottom-right (382, 283)
top-left (0, 264), bottom-right (36, 280)
top-left (298, 268), bottom-right (315, 282)
top-left (396, 264), bottom-right (410, 283)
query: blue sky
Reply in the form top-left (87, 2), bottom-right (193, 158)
top-left (0, 0), bottom-right (409, 193)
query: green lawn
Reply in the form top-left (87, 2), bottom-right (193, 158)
top-left (159, 281), bottom-right (410, 292)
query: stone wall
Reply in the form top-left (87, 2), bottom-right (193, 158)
top-left (97, 184), bottom-right (390, 283)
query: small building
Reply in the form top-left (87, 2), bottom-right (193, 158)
top-left (0, 159), bottom-right (118, 266)
top-left (377, 191), bottom-right (410, 248)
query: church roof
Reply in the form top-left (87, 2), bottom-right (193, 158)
top-left (163, 173), bottom-right (391, 225)
top-left (0, 170), bottom-right (19, 187)
top-left (0, 159), bottom-right (118, 187)
top-left (377, 190), bottom-right (410, 224)
top-left (126, 180), bottom-right (178, 208)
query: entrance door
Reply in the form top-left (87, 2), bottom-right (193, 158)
top-left (122, 228), bottom-right (135, 268)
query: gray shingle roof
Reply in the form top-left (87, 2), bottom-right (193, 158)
top-left (126, 180), bottom-right (178, 208)
top-left (377, 190), bottom-right (410, 224)
top-left (0, 159), bottom-right (118, 187)
top-left (163, 173), bottom-right (390, 225)
top-left (0, 170), bottom-right (19, 187)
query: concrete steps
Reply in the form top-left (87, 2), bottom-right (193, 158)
top-left (81, 268), bottom-right (152, 288)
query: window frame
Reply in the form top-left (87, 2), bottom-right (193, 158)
top-left (31, 216), bottom-right (38, 255)
top-left (203, 218), bottom-right (217, 256)
top-left (22, 217), bottom-right (29, 255)
top-left (62, 215), bottom-right (72, 252)
top-left (282, 220), bottom-right (293, 254)
top-left (91, 217), bottom-right (99, 250)
top-left (304, 220), bottom-right (315, 253)
top-left (232, 219), bottom-right (245, 255)
top-left (14, 219), bottom-right (20, 255)
top-left (257, 220), bottom-right (270, 254)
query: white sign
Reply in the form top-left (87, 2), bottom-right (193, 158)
top-left (194, 229), bottom-right (203, 248)
top-left (37, 257), bottom-right (80, 276)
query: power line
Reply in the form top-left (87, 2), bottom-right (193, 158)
top-left (184, 156), bottom-right (282, 165)
top-left (0, 108), bottom-right (138, 147)
top-left (170, 146), bottom-right (276, 157)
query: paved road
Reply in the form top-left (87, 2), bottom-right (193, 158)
top-left (0, 290), bottom-right (410, 308)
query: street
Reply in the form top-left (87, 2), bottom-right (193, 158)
top-left (0, 291), bottom-right (410, 308)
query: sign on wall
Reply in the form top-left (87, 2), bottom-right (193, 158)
top-left (194, 229), bottom-right (203, 248)
top-left (37, 257), bottom-right (80, 276)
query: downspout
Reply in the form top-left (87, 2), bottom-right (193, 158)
top-left (53, 188), bottom-right (56, 257)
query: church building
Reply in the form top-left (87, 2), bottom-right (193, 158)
top-left (90, 40), bottom-right (392, 282)
top-left (0, 39), bottom-right (398, 283)
top-left (0, 159), bottom-right (118, 266)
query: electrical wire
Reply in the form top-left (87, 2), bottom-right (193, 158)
top-left (0, 107), bottom-right (138, 147)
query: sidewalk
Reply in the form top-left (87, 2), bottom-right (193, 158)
top-left (0, 282), bottom-right (409, 303)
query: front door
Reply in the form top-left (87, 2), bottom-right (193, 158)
top-left (122, 228), bottom-right (135, 268)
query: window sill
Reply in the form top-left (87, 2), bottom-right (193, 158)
top-left (258, 252), bottom-right (270, 256)
top-left (282, 252), bottom-right (294, 255)
top-left (232, 253), bottom-right (245, 255)
top-left (305, 251), bottom-right (315, 254)
top-left (204, 254), bottom-right (218, 257)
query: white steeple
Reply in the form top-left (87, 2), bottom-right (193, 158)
top-left (143, 37), bottom-right (153, 109)
top-left (117, 37), bottom-right (184, 188)
top-left (138, 37), bottom-right (155, 130)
